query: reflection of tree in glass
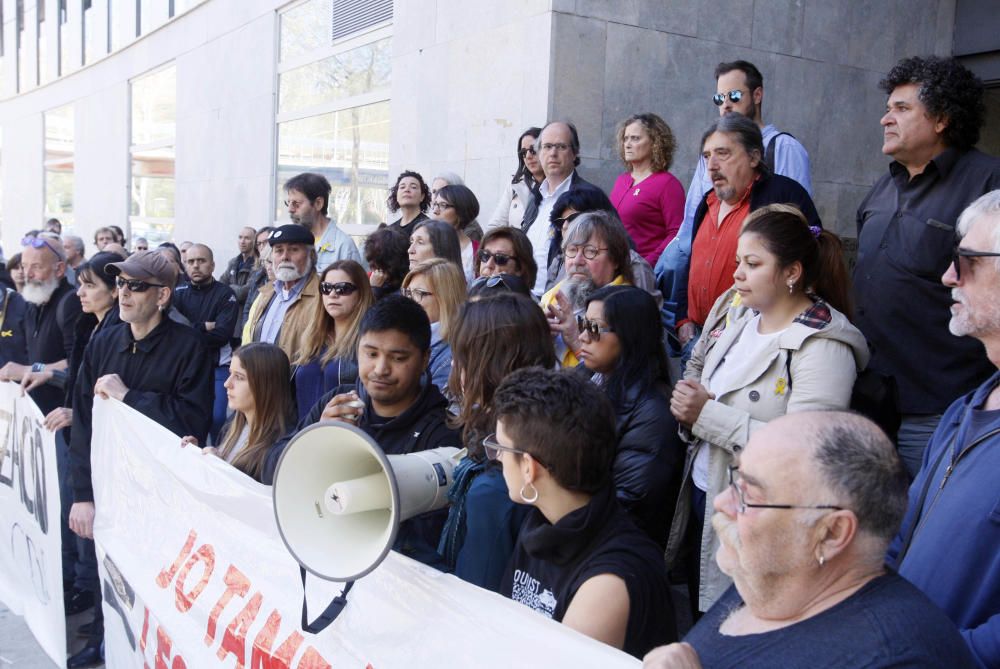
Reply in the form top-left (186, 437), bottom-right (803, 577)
top-left (278, 39), bottom-right (390, 114)
top-left (279, 0), bottom-right (333, 62)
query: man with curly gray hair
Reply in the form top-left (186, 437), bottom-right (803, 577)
top-left (853, 56), bottom-right (1000, 477)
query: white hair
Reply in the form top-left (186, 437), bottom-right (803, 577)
top-left (433, 171), bottom-right (465, 187)
top-left (957, 189), bottom-right (1000, 263)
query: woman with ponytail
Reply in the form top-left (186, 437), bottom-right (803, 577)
top-left (665, 204), bottom-right (870, 614)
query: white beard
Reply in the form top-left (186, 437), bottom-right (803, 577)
top-left (22, 277), bottom-right (60, 305)
top-left (275, 264), bottom-right (306, 283)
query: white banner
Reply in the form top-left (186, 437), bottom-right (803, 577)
top-left (92, 397), bottom-right (639, 668)
top-left (0, 382), bottom-right (67, 667)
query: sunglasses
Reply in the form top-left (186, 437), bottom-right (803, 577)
top-left (952, 244), bottom-right (1000, 282)
top-left (116, 277), bottom-right (165, 292)
top-left (576, 314), bottom-right (614, 341)
top-left (319, 281), bottom-right (358, 297)
top-left (712, 89), bottom-right (744, 106)
top-left (518, 146), bottom-right (537, 158)
top-left (477, 249), bottom-right (514, 266)
top-left (471, 275), bottom-right (510, 291)
top-left (21, 236), bottom-right (66, 260)
top-left (553, 211), bottom-right (582, 229)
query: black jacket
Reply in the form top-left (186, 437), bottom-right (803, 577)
top-left (69, 317), bottom-right (213, 502)
top-left (26, 278), bottom-right (82, 415)
top-left (520, 171), bottom-right (597, 234)
top-left (219, 253), bottom-right (257, 305)
top-left (0, 288), bottom-right (29, 368)
top-left (263, 374), bottom-right (461, 567)
top-left (610, 380), bottom-right (684, 547)
top-left (173, 279), bottom-right (239, 365)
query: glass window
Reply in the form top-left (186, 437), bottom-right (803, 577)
top-left (279, 0), bottom-right (331, 62)
top-left (44, 105), bottom-right (75, 230)
top-left (276, 101), bottom-right (390, 228)
top-left (130, 65), bottom-right (176, 244)
top-left (278, 38), bottom-right (390, 114)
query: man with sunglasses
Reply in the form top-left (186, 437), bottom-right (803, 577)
top-left (853, 57), bottom-right (1000, 477)
top-left (644, 411), bottom-right (976, 669)
top-left (881, 191), bottom-right (1000, 669)
top-left (244, 224), bottom-right (321, 363)
top-left (66, 250), bottom-right (212, 667)
top-left (174, 243), bottom-right (239, 444)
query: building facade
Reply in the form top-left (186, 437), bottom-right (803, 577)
top-left (0, 0), bottom-right (995, 259)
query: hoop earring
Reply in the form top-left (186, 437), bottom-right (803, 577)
top-left (519, 481), bottom-right (539, 504)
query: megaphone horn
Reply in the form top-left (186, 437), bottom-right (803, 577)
top-left (272, 422), bottom-right (461, 583)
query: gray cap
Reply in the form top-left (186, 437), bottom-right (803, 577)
top-left (106, 250), bottom-right (178, 288)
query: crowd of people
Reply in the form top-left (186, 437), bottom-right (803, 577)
top-left (0, 54), bottom-right (998, 668)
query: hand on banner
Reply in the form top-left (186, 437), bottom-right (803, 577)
top-left (44, 407), bottom-right (73, 431)
top-left (95, 374), bottom-right (129, 401)
top-left (643, 642), bottom-right (702, 669)
top-left (21, 369), bottom-right (54, 394)
top-left (670, 380), bottom-right (714, 428)
top-left (69, 502), bottom-right (96, 539)
top-left (0, 361), bottom-right (29, 383)
top-left (320, 391), bottom-right (364, 423)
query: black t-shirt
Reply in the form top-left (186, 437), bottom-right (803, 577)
top-left (685, 572), bottom-right (977, 668)
top-left (501, 485), bottom-right (676, 658)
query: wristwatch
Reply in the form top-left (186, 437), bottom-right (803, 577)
top-left (31, 363), bottom-right (46, 373)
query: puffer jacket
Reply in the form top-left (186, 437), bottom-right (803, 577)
top-left (664, 287), bottom-right (869, 612)
top-left (610, 379), bottom-right (683, 547)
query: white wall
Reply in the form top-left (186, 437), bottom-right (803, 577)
top-left (0, 0), bottom-right (285, 260)
top-left (389, 0), bottom-right (553, 226)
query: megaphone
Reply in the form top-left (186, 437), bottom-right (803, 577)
top-left (272, 422), bottom-right (461, 582)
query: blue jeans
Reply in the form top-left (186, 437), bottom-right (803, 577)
top-left (897, 414), bottom-right (943, 479)
top-left (211, 365), bottom-right (230, 445)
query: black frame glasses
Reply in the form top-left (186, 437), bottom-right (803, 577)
top-left (477, 249), bottom-right (514, 266)
top-left (712, 89), bottom-right (744, 106)
top-left (319, 281), bottom-right (359, 297)
top-left (431, 201), bottom-right (454, 213)
top-left (952, 244), bottom-right (1000, 282)
top-left (403, 287), bottom-right (433, 302)
top-left (115, 277), bottom-right (166, 293)
top-left (576, 314), bottom-right (614, 341)
top-left (482, 433), bottom-right (547, 468)
top-left (727, 466), bottom-right (844, 515)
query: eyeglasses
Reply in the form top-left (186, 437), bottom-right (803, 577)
top-left (518, 146), bottom-right (537, 158)
top-left (482, 433), bottom-right (547, 467)
top-left (284, 198), bottom-right (307, 210)
top-left (477, 249), bottom-right (514, 267)
top-left (431, 202), bottom-right (454, 213)
top-left (540, 142), bottom-right (571, 153)
top-left (727, 466), bottom-right (844, 515)
top-left (21, 236), bottom-right (66, 261)
top-left (564, 244), bottom-right (608, 260)
top-left (403, 287), bottom-right (433, 302)
top-left (116, 277), bottom-right (165, 292)
top-left (576, 315), bottom-right (614, 341)
top-left (553, 212), bottom-right (582, 229)
top-left (713, 90), bottom-right (744, 106)
top-left (952, 244), bottom-right (1000, 282)
top-left (319, 281), bottom-right (358, 297)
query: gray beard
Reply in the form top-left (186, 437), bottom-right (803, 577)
top-left (22, 277), bottom-right (60, 305)
top-left (562, 275), bottom-right (596, 311)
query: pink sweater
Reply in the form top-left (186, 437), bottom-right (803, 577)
top-left (610, 171), bottom-right (685, 265)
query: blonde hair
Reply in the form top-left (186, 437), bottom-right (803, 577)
top-left (294, 260), bottom-right (374, 366)
top-left (402, 258), bottom-right (467, 340)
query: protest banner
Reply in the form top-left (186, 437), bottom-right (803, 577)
top-left (0, 382), bottom-right (67, 667)
top-left (92, 397), bottom-right (640, 668)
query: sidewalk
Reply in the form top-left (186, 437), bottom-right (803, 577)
top-left (0, 601), bottom-right (104, 669)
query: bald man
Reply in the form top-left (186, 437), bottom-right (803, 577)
top-left (174, 243), bottom-right (239, 443)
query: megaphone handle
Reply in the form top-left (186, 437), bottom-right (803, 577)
top-left (299, 567), bottom-right (355, 634)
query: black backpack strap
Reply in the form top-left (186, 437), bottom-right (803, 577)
top-left (765, 132), bottom-right (793, 173)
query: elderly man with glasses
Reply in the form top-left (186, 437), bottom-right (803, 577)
top-left (66, 250), bottom-right (212, 667)
top-left (643, 411), bottom-right (976, 669)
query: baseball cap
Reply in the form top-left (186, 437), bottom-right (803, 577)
top-left (106, 250), bottom-right (178, 288)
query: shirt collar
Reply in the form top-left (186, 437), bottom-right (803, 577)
top-left (541, 172), bottom-right (574, 199)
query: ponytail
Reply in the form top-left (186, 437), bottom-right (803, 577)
top-left (813, 230), bottom-right (853, 320)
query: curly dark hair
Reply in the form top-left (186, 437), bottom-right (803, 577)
top-left (364, 225), bottom-right (410, 290)
top-left (617, 113), bottom-right (677, 173)
top-left (387, 170), bottom-right (431, 214)
top-left (879, 56), bottom-right (985, 150)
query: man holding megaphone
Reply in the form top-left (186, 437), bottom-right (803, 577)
top-left (265, 294), bottom-right (461, 567)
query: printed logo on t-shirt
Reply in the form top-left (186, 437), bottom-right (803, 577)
top-left (511, 569), bottom-right (557, 618)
